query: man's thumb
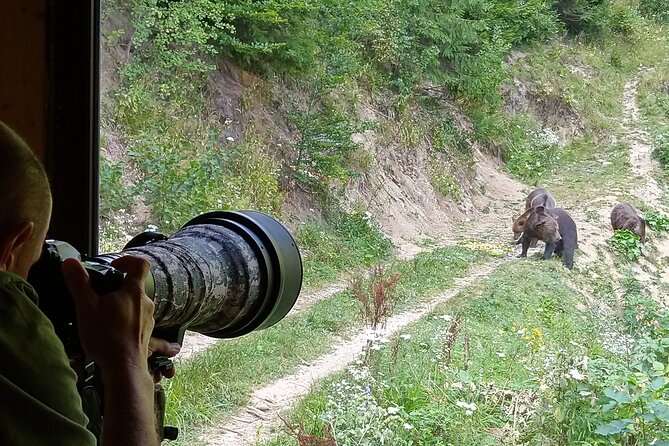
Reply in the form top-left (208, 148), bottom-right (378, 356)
top-left (61, 258), bottom-right (95, 311)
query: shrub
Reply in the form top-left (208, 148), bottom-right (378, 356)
top-left (639, 0), bottom-right (669, 23)
top-left (99, 156), bottom-right (133, 217)
top-left (610, 229), bottom-right (643, 262)
top-left (554, 0), bottom-right (609, 34)
top-left (290, 111), bottom-right (369, 197)
top-left (644, 210), bottom-right (669, 232)
top-left (653, 132), bottom-right (669, 170)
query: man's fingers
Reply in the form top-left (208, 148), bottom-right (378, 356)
top-left (110, 255), bottom-right (150, 292)
top-left (148, 337), bottom-right (181, 358)
top-left (62, 258), bottom-right (95, 310)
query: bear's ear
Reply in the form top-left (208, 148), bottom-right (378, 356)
top-left (536, 206), bottom-right (545, 213)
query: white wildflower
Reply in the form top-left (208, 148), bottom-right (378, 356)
top-left (403, 423), bottom-right (413, 430)
top-left (568, 369), bottom-right (585, 381)
top-left (400, 334), bottom-right (412, 340)
top-left (387, 406), bottom-right (401, 415)
top-left (456, 401), bottom-right (478, 413)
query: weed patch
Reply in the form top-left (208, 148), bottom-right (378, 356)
top-left (610, 229), bottom-right (643, 262)
top-left (645, 210), bottom-right (669, 233)
top-left (296, 210), bottom-right (394, 289)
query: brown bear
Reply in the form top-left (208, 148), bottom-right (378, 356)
top-left (524, 187), bottom-right (557, 210)
top-left (512, 207), bottom-right (534, 241)
top-left (518, 206), bottom-right (578, 270)
top-left (512, 188), bottom-right (557, 247)
top-left (518, 206), bottom-right (561, 261)
top-left (610, 203), bottom-right (646, 243)
top-left (546, 207), bottom-right (578, 270)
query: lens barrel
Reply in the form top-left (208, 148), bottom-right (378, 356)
top-left (92, 211), bottom-right (302, 338)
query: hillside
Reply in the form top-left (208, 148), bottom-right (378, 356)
top-left (97, 1), bottom-right (669, 445)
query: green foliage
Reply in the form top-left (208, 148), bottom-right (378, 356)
top-left (610, 229), bottom-right (643, 262)
top-left (296, 210), bottom-right (394, 288)
top-left (290, 111), bottom-right (370, 196)
top-left (639, 0), bottom-right (669, 23)
top-left (498, 117), bottom-right (563, 181)
top-left (607, 3), bottom-right (644, 36)
top-left (645, 210), bottom-right (669, 232)
top-left (126, 138), bottom-right (281, 233)
top-left (128, 0), bottom-right (316, 83)
top-left (99, 156), bottom-right (133, 217)
top-left (529, 276), bottom-right (669, 446)
top-left (430, 169), bottom-right (462, 201)
top-left (554, 0), bottom-right (608, 34)
top-left (654, 132), bottom-right (669, 170)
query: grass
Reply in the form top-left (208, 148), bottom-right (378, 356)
top-left (296, 210), bottom-right (395, 290)
top-left (636, 35), bottom-right (669, 177)
top-left (163, 245), bottom-right (492, 445)
top-left (472, 21), bottom-right (669, 187)
top-left (259, 260), bottom-right (614, 446)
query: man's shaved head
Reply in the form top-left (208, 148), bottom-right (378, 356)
top-left (0, 121), bottom-right (52, 237)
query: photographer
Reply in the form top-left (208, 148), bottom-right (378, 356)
top-left (0, 120), bottom-right (178, 445)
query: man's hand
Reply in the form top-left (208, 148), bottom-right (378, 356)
top-left (62, 255), bottom-right (161, 446)
top-left (62, 255), bottom-right (155, 372)
top-left (148, 337), bottom-right (181, 381)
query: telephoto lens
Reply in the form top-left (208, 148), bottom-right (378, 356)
top-left (93, 210), bottom-right (303, 339)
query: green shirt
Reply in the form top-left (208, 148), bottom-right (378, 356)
top-left (0, 270), bottom-right (95, 445)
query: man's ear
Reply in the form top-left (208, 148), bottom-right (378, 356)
top-left (0, 222), bottom-right (34, 271)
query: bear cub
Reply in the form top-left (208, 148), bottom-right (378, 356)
top-left (610, 203), bottom-right (646, 243)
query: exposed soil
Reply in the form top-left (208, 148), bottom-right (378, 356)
top-left (622, 68), bottom-right (665, 210)
top-left (621, 68), bottom-right (669, 301)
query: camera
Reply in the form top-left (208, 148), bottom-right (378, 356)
top-left (28, 210), bottom-right (303, 354)
top-left (27, 210), bottom-right (303, 441)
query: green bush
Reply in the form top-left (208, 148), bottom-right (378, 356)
top-left (554, 0), bottom-right (609, 34)
top-left (549, 282), bottom-right (669, 445)
top-left (654, 132), bottom-right (669, 170)
top-left (99, 156), bottom-right (133, 217)
top-left (290, 111), bottom-right (370, 197)
top-left (610, 229), bottom-right (643, 262)
top-left (639, 0), bottom-right (669, 23)
top-left (644, 210), bottom-right (669, 232)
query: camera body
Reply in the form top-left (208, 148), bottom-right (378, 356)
top-left (28, 240), bottom-right (126, 358)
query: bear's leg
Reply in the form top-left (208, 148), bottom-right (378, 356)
top-left (543, 242), bottom-right (556, 260)
top-left (554, 240), bottom-right (564, 258)
top-left (518, 235), bottom-right (531, 258)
